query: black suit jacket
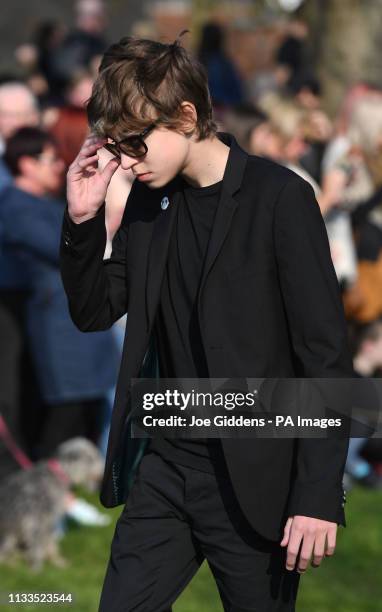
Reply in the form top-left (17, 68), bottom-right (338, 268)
top-left (59, 132), bottom-right (353, 541)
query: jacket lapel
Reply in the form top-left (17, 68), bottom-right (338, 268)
top-left (198, 133), bottom-right (248, 296)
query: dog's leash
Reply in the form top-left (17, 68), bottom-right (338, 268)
top-left (0, 413), bottom-right (69, 485)
top-left (0, 413), bottom-right (33, 469)
top-left (46, 459), bottom-right (69, 485)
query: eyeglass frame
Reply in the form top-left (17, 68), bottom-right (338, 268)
top-left (103, 120), bottom-right (160, 159)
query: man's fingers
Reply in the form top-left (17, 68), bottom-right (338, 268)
top-left (325, 527), bottom-right (337, 556)
top-left (283, 519), bottom-right (337, 573)
top-left (78, 136), bottom-right (106, 157)
top-left (296, 533), bottom-right (315, 573)
top-left (77, 153), bottom-right (99, 169)
top-left (311, 531), bottom-right (326, 568)
top-left (80, 136), bottom-right (102, 153)
top-left (101, 156), bottom-right (121, 184)
top-left (285, 528), bottom-right (303, 571)
top-left (84, 134), bottom-right (97, 144)
top-left (78, 141), bottom-right (105, 159)
top-left (69, 141), bottom-right (106, 175)
top-left (86, 133), bottom-right (105, 144)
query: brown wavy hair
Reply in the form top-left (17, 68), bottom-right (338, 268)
top-left (86, 30), bottom-right (218, 142)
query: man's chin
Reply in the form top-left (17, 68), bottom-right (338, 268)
top-left (147, 178), bottom-right (170, 189)
top-left (137, 172), bottom-right (178, 189)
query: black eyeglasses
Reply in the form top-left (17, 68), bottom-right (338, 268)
top-left (103, 121), bottom-right (159, 159)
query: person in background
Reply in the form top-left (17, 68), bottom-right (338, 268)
top-left (290, 73), bottom-right (322, 111)
top-left (0, 81), bottom-right (40, 146)
top-left (0, 80), bottom-right (40, 187)
top-left (47, 69), bottom-right (94, 170)
top-left (33, 21), bottom-right (68, 104)
top-left (252, 93), bottom-right (320, 193)
top-left (197, 22), bottom-right (244, 109)
top-left (221, 102), bottom-right (297, 170)
top-left (320, 96), bottom-right (379, 218)
top-left (219, 103), bottom-right (268, 152)
top-left (353, 319), bottom-right (382, 377)
top-left (0, 81), bottom-right (40, 481)
top-left (276, 18), bottom-right (311, 93)
top-left (50, 0), bottom-right (108, 94)
top-left (323, 94), bottom-right (382, 320)
top-left (246, 93), bottom-right (358, 291)
top-left (288, 74), bottom-right (333, 185)
top-left (1, 127), bottom-right (119, 460)
top-left (249, 92), bottom-right (343, 214)
top-left (344, 319), bottom-right (382, 490)
top-left (245, 112), bottom-right (285, 160)
top-left (14, 21), bottom-right (68, 107)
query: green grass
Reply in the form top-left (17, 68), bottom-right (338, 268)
top-left (1, 487), bottom-right (381, 611)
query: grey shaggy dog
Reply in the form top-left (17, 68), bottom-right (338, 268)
top-left (0, 437), bottom-right (105, 572)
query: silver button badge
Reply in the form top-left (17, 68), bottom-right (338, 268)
top-left (161, 196), bottom-right (169, 210)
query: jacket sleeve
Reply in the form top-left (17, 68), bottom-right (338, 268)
top-left (59, 184), bottom-right (137, 332)
top-left (273, 173), bottom-right (353, 525)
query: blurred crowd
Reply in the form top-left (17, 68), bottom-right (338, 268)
top-left (1, 0), bottom-right (382, 531)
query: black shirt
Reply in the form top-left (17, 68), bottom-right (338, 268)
top-left (148, 178), bottom-right (223, 472)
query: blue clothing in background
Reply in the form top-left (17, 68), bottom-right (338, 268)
top-left (0, 158), bottom-right (11, 193)
top-left (0, 185), bottom-right (120, 404)
top-left (206, 52), bottom-right (244, 106)
top-left (0, 160), bottom-right (30, 289)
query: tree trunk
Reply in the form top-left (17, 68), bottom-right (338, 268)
top-left (301, 0), bottom-right (382, 116)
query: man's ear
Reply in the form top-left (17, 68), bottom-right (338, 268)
top-left (179, 101), bottom-right (198, 136)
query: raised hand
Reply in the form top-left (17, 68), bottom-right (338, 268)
top-left (66, 133), bottom-right (121, 223)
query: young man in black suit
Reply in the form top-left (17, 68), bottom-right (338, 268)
top-left (60, 33), bottom-right (353, 611)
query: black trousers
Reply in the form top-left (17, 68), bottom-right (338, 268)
top-left (98, 449), bottom-right (301, 611)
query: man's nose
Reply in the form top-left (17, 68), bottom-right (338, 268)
top-left (119, 153), bottom-right (139, 171)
